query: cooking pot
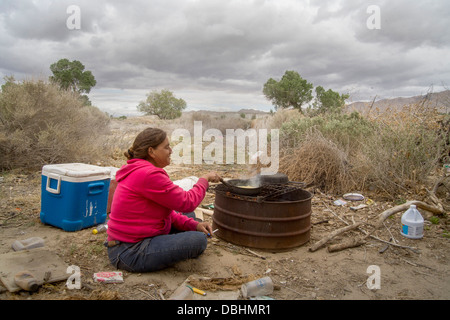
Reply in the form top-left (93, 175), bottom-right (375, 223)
top-left (219, 178), bottom-right (263, 196)
top-left (257, 173), bottom-right (289, 185)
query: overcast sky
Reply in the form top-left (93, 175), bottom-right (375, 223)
top-left (1, 0), bottom-right (449, 116)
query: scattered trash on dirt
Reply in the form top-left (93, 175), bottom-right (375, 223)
top-left (1, 158), bottom-right (449, 300)
top-left (14, 270), bottom-right (39, 292)
top-left (350, 204), bottom-right (368, 211)
top-left (400, 205), bottom-right (424, 239)
top-left (0, 248), bottom-right (69, 293)
top-left (241, 276), bottom-right (274, 299)
top-left (168, 283), bottom-right (194, 300)
top-left (186, 284), bottom-right (206, 296)
top-left (11, 237), bottom-right (45, 251)
top-left (343, 193), bottom-right (365, 201)
top-left (333, 199), bottom-right (347, 206)
top-left (93, 272), bottom-right (124, 283)
top-left (92, 224), bottom-right (108, 234)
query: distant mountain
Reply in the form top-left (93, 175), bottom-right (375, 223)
top-left (346, 90), bottom-right (450, 114)
top-left (184, 108), bottom-right (268, 116)
top-left (237, 108), bottom-right (268, 114)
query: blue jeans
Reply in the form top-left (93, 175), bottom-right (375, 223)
top-left (107, 212), bottom-right (207, 272)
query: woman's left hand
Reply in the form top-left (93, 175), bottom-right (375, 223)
top-left (196, 222), bottom-right (213, 236)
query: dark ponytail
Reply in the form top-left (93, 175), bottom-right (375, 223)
top-left (124, 128), bottom-right (167, 160)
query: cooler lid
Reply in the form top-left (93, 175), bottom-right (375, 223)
top-left (42, 163), bottom-right (111, 178)
top-left (105, 166), bottom-right (120, 179)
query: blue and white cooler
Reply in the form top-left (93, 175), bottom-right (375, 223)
top-left (40, 163), bottom-right (111, 232)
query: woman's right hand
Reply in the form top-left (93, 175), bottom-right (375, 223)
top-left (196, 221), bottom-right (213, 236)
top-left (201, 172), bottom-right (220, 183)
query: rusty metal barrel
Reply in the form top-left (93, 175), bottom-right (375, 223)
top-left (212, 188), bottom-right (313, 250)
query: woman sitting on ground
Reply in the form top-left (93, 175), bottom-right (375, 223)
top-left (106, 127), bottom-right (220, 272)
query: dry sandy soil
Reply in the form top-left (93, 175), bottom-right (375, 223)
top-left (1, 162), bottom-right (449, 302)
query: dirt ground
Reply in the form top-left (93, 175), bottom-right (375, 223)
top-left (1, 162), bottom-right (449, 301)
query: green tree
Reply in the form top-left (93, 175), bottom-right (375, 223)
top-left (137, 89), bottom-right (187, 119)
top-left (263, 70), bottom-right (313, 113)
top-left (313, 86), bottom-right (349, 114)
top-left (49, 59), bottom-right (96, 105)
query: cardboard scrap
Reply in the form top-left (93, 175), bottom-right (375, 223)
top-left (93, 271), bottom-right (124, 283)
top-left (0, 247), bottom-right (69, 292)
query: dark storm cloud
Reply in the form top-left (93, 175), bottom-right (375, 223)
top-left (355, 1), bottom-right (450, 49)
top-left (0, 0), bottom-right (449, 114)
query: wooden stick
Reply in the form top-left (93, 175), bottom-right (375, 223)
top-left (309, 222), bottom-right (363, 252)
top-left (327, 237), bottom-right (367, 253)
top-left (245, 248), bottom-right (266, 260)
top-left (137, 288), bottom-right (157, 300)
top-left (400, 258), bottom-right (435, 270)
top-left (370, 235), bottom-right (419, 253)
top-left (376, 200), bottom-right (444, 227)
top-left (321, 200), bottom-right (420, 253)
top-left (426, 173), bottom-right (447, 210)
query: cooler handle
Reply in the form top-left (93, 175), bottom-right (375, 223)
top-left (46, 174), bottom-right (61, 194)
top-left (88, 182), bottom-right (105, 195)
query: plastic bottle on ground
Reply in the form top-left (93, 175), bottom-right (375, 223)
top-left (400, 204), bottom-right (424, 239)
top-left (93, 224), bottom-right (108, 234)
top-left (241, 276), bottom-right (274, 298)
top-left (14, 271), bottom-right (39, 292)
top-left (11, 237), bottom-right (45, 251)
top-left (169, 285), bottom-right (194, 300)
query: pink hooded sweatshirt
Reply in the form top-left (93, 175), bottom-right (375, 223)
top-left (107, 159), bottom-right (209, 243)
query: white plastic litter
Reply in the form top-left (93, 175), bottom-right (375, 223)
top-left (11, 237), bottom-right (45, 251)
top-left (93, 271), bottom-right (123, 283)
top-left (343, 193), bottom-right (365, 201)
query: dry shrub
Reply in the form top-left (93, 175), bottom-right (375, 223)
top-left (359, 104), bottom-right (447, 194)
top-left (0, 78), bottom-right (110, 170)
top-left (276, 102), bottom-right (447, 197)
top-left (253, 108), bottom-right (301, 130)
top-left (188, 111), bottom-right (251, 134)
top-left (279, 129), bottom-right (356, 194)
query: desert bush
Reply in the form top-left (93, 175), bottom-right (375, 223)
top-left (252, 108), bottom-right (300, 131)
top-left (277, 106), bottom-right (448, 196)
top-left (279, 128), bottom-right (356, 193)
top-left (188, 111), bottom-right (252, 134)
top-left (360, 105), bottom-right (448, 194)
top-left (279, 111), bottom-right (374, 151)
top-left (0, 78), bottom-right (110, 170)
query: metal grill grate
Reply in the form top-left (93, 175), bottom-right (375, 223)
top-left (211, 182), bottom-right (306, 203)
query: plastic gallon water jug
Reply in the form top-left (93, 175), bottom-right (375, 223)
top-left (400, 205), bottom-right (424, 239)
